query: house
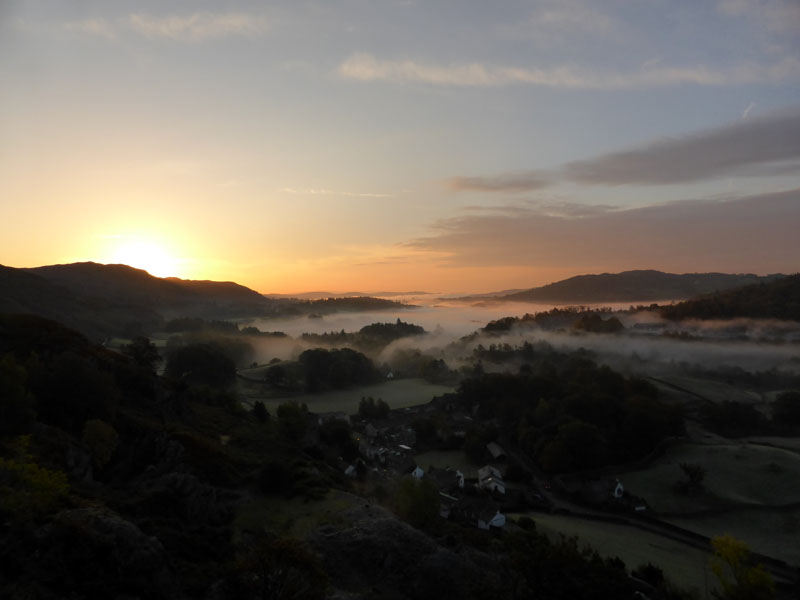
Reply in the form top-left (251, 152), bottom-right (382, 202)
top-left (411, 465), bottom-right (424, 479)
top-left (486, 441), bottom-right (506, 461)
top-left (344, 464), bottom-right (358, 478)
top-left (453, 498), bottom-right (505, 530)
top-left (613, 479), bottom-right (624, 499)
top-left (477, 465), bottom-right (506, 495)
top-left (478, 508), bottom-right (506, 530)
top-left (386, 449), bottom-right (415, 474)
top-left (358, 440), bottom-right (388, 464)
top-left (578, 478), bottom-right (625, 504)
top-left (439, 492), bottom-right (459, 519)
top-left (318, 411), bottom-right (351, 425)
top-left (428, 467), bottom-right (465, 493)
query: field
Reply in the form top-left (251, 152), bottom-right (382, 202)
top-left (666, 508), bottom-right (800, 567)
top-left (652, 375), bottom-right (764, 406)
top-left (618, 441), bottom-right (800, 514)
top-left (615, 438), bottom-right (800, 569)
top-left (239, 378), bottom-right (453, 415)
top-left (510, 512), bottom-right (718, 598)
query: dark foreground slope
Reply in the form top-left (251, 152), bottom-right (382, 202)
top-left (660, 272), bottom-right (800, 321)
top-left (497, 270), bottom-right (783, 303)
top-left (0, 315), bottom-right (660, 600)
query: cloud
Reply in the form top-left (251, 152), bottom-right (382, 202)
top-left (279, 187), bottom-right (392, 198)
top-left (63, 18), bottom-right (116, 39)
top-left (337, 53), bottom-right (800, 88)
top-left (501, 0), bottom-right (617, 42)
top-left (717, 0), bottom-right (800, 33)
top-left (406, 189), bottom-right (800, 273)
top-left (563, 106), bottom-right (800, 185)
top-left (450, 106), bottom-right (800, 190)
top-left (447, 172), bottom-right (551, 193)
top-left (127, 12), bottom-right (269, 41)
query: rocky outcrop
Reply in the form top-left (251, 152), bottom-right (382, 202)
top-left (310, 502), bottom-right (510, 599)
top-left (31, 507), bottom-right (180, 599)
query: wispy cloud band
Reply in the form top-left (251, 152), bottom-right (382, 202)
top-left (128, 12), bottom-right (269, 41)
top-left (338, 53), bottom-right (800, 89)
top-left (279, 187), bottom-right (392, 198)
top-left (60, 13), bottom-right (270, 42)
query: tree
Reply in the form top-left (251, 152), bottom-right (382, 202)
top-left (772, 391), bottom-right (800, 428)
top-left (264, 364), bottom-right (287, 387)
top-left (121, 336), bottom-right (162, 372)
top-left (164, 343), bottom-right (236, 388)
top-left (277, 401), bottom-right (308, 442)
top-left (675, 462), bottom-right (706, 495)
top-left (32, 351), bottom-right (119, 432)
top-left (710, 535), bottom-right (774, 600)
top-left (0, 354), bottom-right (36, 435)
top-left (252, 401), bottom-right (269, 423)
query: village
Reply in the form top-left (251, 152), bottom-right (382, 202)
top-left (311, 393), bottom-right (641, 534)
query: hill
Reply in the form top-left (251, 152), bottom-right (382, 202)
top-left (1, 262), bottom-right (275, 340)
top-left (28, 262), bottom-right (270, 316)
top-left (0, 265), bottom-right (163, 340)
top-left (660, 273), bottom-right (800, 321)
top-left (490, 270), bottom-right (784, 303)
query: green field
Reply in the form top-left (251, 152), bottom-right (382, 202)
top-left (653, 375), bottom-right (764, 406)
top-left (240, 378), bottom-right (453, 415)
top-left (618, 441), bottom-right (800, 514)
top-left (510, 512), bottom-right (718, 598)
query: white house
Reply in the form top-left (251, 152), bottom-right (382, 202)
top-left (613, 479), bottom-right (624, 499)
top-left (478, 509), bottom-right (506, 530)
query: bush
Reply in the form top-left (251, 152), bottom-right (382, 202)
top-left (82, 419), bottom-right (119, 470)
top-left (0, 436), bottom-right (69, 522)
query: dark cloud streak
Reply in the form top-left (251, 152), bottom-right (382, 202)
top-left (407, 189), bottom-right (800, 273)
top-left (564, 106), bottom-right (800, 185)
top-left (448, 106), bottom-right (800, 190)
top-left (447, 172), bottom-right (551, 192)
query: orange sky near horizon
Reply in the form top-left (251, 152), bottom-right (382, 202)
top-left (2, 3), bottom-right (799, 296)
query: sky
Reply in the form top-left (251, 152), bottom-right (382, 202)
top-left (1, 0), bottom-right (799, 294)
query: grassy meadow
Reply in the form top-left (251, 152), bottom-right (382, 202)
top-left (238, 378), bottom-right (453, 415)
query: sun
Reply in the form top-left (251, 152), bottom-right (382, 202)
top-left (108, 239), bottom-right (182, 278)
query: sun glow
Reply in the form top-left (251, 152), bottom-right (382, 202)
top-left (107, 238), bottom-right (183, 278)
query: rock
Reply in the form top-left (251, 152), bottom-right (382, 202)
top-left (310, 503), bottom-right (509, 599)
top-left (32, 507), bottom-right (180, 599)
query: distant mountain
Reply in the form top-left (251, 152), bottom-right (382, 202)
top-left (660, 273), bottom-right (800, 321)
top-left (482, 270), bottom-right (786, 304)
